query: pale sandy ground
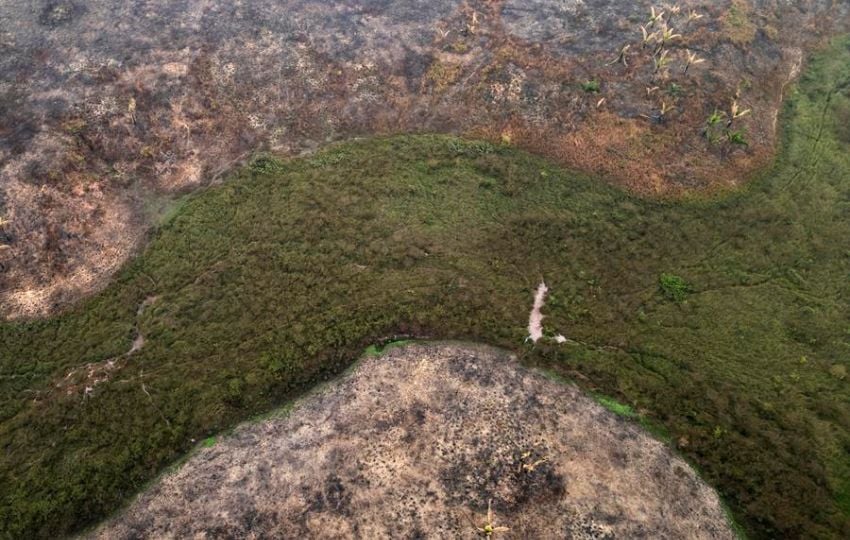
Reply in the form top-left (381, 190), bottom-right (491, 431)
top-left (89, 342), bottom-right (735, 539)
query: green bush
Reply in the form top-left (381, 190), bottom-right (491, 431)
top-left (659, 273), bottom-right (689, 302)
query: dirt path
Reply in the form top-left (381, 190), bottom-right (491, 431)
top-left (527, 281), bottom-right (548, 342)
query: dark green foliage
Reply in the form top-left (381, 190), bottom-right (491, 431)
top-left (727, 130), bottom-right (749, 146)
top-left (659, 273), bottom-right (689, 302)
top-left (2, 37), bottom-right (850, 540)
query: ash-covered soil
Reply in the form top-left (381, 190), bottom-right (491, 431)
top-left (1, 0), bottom-right (848, 318)
top-left (89, 342), bottom-right (734, 539)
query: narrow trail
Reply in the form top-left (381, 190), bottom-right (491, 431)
top-left (52, 296), bottom-right (157, 399)
top-left (527, 281), bottom-right (548, 342)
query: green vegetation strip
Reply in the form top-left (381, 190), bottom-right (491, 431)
top-left (2, 37), bottom-right (850, 540)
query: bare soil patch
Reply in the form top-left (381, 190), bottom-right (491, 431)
top-left (89, 342), bottom-right (734, 539)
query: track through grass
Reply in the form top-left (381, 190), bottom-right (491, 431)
top-left (2, 37), bottom-right (850, 539)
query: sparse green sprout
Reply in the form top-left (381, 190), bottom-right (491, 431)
top-left (707, 109), bottom-right (726, 126)
top-left (727, 130), bottom-right (748, 146)
top-left (476, 500), bottom-right (509, 538)
top-left (659, 273), bottom-right (689, 302)
top-left (581, 79), bottom-right (601, 93)
top-left (683, 50), bottom-right (705, 74)
top-left (704, 109), bottom-right (728, 143)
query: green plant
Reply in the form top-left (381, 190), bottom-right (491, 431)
top-left (476, 500), bottom-right (509, 537)
top-left (659, 273), bottom-right (689, 302)
top-left (581, 79), bottom-right (601, 93)
top-left (707, 109), bottom-right (725, 126)
top-left (640, 25), bottom-right (660, 49)
top-left (646, 6), bottom-right (665, 27)
top-left (597, 395), bottom-right (637, 417)
top-left (683, 50), bottom-right (705, 75)
top-left (727, 130), bottom-right (748, 146)
top-left (704, 109), bottom-right (728, 143)
top-left (727, 99), bottom-right (751, 127)
top-left (657, 26), bottom-right (682, 52)
top-left (653, 50), bottom-right (672, 74)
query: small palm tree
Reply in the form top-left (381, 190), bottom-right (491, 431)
top-left (607, 44), bottom-right (631, 66)
top-left (665, 4), bottom-right (682, 24)
top-left (477, 500), bottom-right (509, 538)
top-left (640, 25), bottom-right (660, 49)
top-left (727, 99), bottom-right (751, 127)
top-left (685, 9), bottom-right (704, 29)
top-left (647, 6), bottom-right (665, 27)
top-left (682, 50), bottom-right (705, 74)
top-left (704, 109), bottom-right (727, 143)
top-left (653, 50), bottom-right (672, 73)
top-left (656, 26), bottom-right (682, 52)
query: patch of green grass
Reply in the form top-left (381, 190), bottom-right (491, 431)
top-left (580, 79), bottom-right (601, 93)
top-left (595, 395), bottom-right (636, 417)
top-left (727, 130), bottom-right (749, 146)
top-left (202, 437), bottom-right (216, 448)
top-left (2, 36), bottom-right (850, 540)
top-left (659, 273), bottom-right (690, 302)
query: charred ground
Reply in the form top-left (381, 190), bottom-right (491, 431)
top-left (1, 0), bottom-right (849, 318)
top-left (88, 343), bottom-right (734, 539)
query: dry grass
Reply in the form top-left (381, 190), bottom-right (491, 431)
top-left (89, 343), bottom-right (734, 539)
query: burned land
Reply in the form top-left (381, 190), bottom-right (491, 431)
top-left (90, 343), bottom-right (734, 539)
top-left (1, 0), bottom-right (848, 318)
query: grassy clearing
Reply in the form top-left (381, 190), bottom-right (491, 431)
top-left (1, 37), bottom-right (850, 540)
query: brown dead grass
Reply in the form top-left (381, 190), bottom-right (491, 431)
top-left (1, 0), bottom-right (847, 317)
top-left (89, 342), bottom-right (735, 539)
